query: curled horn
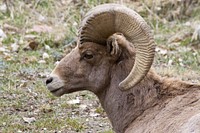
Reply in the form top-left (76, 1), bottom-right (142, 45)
top-left (78, 4), bottom-right (156, 90)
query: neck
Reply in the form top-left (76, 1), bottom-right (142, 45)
top-left (97, 61), bottom-right (163, 133)
top-left (96, 67), bottom-right (200, 133)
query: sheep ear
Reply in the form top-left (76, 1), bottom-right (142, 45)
top-left (107, 37), bottom-right (121, 57)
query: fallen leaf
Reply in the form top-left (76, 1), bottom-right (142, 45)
top-left (24, 34), bottom-right (38, 40)
top-left (0, 47), bottom-right (7, 52)
top-left (3, 23), bottom-right (18, 32)
top-left (18, 39), bottom-right (24, 45)
top-left (23, 41), bottom-right (39, 51)
top-left (38, 14), bottom-right (45, 22)
top-left (67, 97), bottom-right (80, 105)
top-left (79, 104), bottom-right (87, 110)
top-left (28, 25), bottom-right (53, 33)
top-left (19, 80), bottom-right (28, 88)
top-left (40, 104), bottom-right (53, 113)
top-left (89, 112), bottom-right (99, 117)
top-left (0, 3), bottom-right (7, 13)
top-left (168, 59), bottom-right (173, 66)
top-left (21, 56), bottom-right (37, 64)
top-left (22, 117), bottom-right (36, 124)
top-left (156, 47), bottom-right (168, 55)
top-left (184, 21), bottom-right (191, 26)
top-left (0, 28), bottom-right (7, 39)
top-left (37, 72), bottom-right (48, 78)
top-left (168, 30), bottom-right (191, 43)
top-left (29, 41), bottom-right (39, 50)
top-left (11, 43), bottom-right (19, 52)
top-left (4, 53), bottom-right (13, 61)
top-left (191, 25), bottom-right (200, 41)
top-left (179, 62), bottom-right (184, 67)
top-left (38, 60), bottom-right (46, 64)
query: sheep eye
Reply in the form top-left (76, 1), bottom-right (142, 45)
top-left (84, 52), bottom-right (93, 60)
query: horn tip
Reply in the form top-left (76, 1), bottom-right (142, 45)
top-left (119, 82), bottom-right (137, 91)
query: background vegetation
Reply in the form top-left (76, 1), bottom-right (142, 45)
top-left (0, 0), bottom-right (200, 132)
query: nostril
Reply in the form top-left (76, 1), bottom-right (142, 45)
top-left (46, 77), bottom-right (53, 85)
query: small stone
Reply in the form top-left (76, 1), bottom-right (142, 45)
top-left (18, 39), bottom-right (24, 45)
top-left (44, 45), bottom-right (51, 50)
top-left (54, 61), bottom-right (60, 66)
top-left (43, 53), bottom-right (49, 60)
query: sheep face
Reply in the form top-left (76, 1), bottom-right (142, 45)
top-left (46, 42), bottom-right (115, 97)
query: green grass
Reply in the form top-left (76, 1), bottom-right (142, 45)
top-left (101, 130), bottom-right (114, 133)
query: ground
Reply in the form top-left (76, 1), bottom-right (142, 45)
top-left (0, 0), bottom-right (200, 133)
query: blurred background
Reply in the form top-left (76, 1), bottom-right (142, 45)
top-left (0, 0), bottom-right (200, 132)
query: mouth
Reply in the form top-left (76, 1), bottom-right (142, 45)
top-left (50, 87), bottom-right (62, 93)
top-left (48, 87), bottom-right (65, 97)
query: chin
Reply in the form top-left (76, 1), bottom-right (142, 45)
top-left (49, 87), bottom-right (65, 97)
top-left (51, 87), bottom-right (81, 97)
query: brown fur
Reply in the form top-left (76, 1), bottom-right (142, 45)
top-left (47, 34), bottom-right (200, 133)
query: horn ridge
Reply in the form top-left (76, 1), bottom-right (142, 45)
top-left (79, 4), bottom-right (156, 90)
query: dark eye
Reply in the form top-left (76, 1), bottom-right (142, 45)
top-left (84, 52), bottom-right (93, 60)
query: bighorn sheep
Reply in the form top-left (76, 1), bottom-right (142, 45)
top-left (46, 4), bottom-right (200, 133)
